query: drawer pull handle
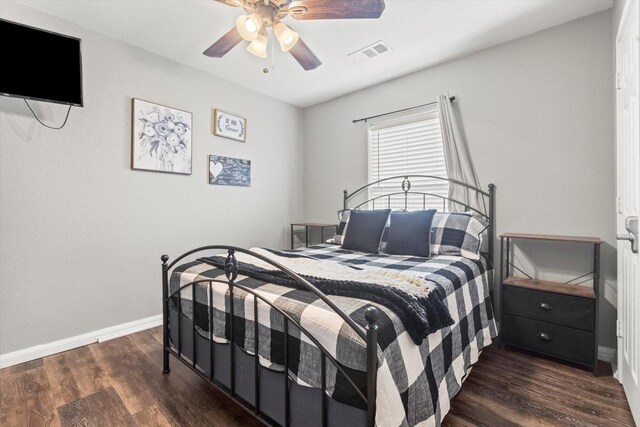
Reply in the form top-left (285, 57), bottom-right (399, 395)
top-left (537, 302), bottom-right (552, 311)
top-left (537, 332), bottom-right (552, 342)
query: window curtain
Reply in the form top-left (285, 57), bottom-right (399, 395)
top-left (437, 94), bottom-right (485, 214)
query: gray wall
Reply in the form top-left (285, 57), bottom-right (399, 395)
top-left (0, 2), bottom-right (303, 354)
top-left (0, 3), bottom-right (620, 355)
top-left (303, 11), bottom-right (617, 348)
top-left (614, 0), bottom-right (628, 29)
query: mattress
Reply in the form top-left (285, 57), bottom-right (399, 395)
top-left (169, 244), bottom-right (497, 426)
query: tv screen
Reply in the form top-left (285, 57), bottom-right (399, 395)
top-left (0, 19), bottom-right (83, 107)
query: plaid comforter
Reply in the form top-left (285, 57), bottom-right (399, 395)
top-left (170, 245), bottom-right (497, 426)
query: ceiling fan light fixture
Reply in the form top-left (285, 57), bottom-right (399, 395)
top-left (273, 22), bottom-right (299, 52)
top-left (236, 14), bottom-right (262, 41)
top-left (247, 32), bottom-right (268, 58)
top-left (206, 0), bottom-right (387, 71)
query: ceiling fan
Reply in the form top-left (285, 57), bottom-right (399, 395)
top-left (203, 0), bottom-right (386, 71)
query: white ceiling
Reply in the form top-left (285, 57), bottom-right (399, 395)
top-left (17, 0), bottom-right (613, 108)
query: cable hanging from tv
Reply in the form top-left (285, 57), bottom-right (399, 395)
top-left (23, 99), bottom-right (72, 130)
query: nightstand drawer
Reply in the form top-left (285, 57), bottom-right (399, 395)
top-left (503, 285), bottom-right (595, 331)
top-left (502, 314), bottom-right (595, 367)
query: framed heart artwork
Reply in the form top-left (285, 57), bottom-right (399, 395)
top-left (209, 155), bottom-right (251, 187)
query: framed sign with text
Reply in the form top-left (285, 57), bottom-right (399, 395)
top-left (213, 109), bottom-right (246, 142)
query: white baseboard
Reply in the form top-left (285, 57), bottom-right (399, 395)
top-left (598, 345), bottom-right (616, 363)
top-left (0, 314), bottom-right (162, 369)
top-left (96, 314), bottom-right (162, 343)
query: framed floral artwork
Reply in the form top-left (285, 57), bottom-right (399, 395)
top-left (131, 98), bottom-right (192, 174)
top-left (213, 109), bottom-right (246, 142)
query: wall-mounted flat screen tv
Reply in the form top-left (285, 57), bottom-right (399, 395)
top-left (0, 19), bottom-right (83, 107)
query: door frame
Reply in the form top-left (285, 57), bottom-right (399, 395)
top-left (615, 0), bottom-right (639, 422)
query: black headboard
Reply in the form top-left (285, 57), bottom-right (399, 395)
top-left (343, 175), bottom-right (496, 263)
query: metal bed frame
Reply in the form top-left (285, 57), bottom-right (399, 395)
top-left (161, 175), bottom-right (496, 427)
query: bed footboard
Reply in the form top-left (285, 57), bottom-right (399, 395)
top-left (161, 246), bottom-right (379, 427)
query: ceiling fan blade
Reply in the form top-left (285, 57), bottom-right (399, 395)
top-left (289, 38), bottom-right (322, 71)
top-left (213, 0), bottom-right (243, 6)
top-left (289, 0), bottom-right (385, 20)
top-left (203, 27), bottom-right (243, 58)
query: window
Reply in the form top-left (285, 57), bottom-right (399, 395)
top-left (368, 106), bottom-right (448, 210)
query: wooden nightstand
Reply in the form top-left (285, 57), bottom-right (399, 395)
top-left (498, 232), bottom-right (603, 374)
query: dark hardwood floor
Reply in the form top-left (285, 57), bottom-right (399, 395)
top-left (442, 347), bottom-right (634, 427)
top-left (0, 327), bottom-right (634, 426)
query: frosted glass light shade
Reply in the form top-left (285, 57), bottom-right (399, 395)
top-left (273, 22), bottom-right (299, 52)
top-left (247, 32), bottom-right (268, 58)
top-left (236, 14), bottom-right (262, 41)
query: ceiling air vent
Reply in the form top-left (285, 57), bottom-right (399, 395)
top-left (349, 40), bottom-right (392, 59)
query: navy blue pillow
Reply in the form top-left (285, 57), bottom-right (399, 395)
top-left (385, 210), bottom-right (437, 257)
top-left (341, 209), bottom-right (391, 253)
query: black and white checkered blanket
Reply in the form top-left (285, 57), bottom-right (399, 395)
top-left (200, 248), bottom-right (454, 345)
top-left (170, 244), bottom-right (497, 426)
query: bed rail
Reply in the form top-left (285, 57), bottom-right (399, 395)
top-left (161, 247), bottom-right (379, 427)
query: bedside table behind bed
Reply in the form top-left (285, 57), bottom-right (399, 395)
top-left (290, 222), bottom-right (337, 249)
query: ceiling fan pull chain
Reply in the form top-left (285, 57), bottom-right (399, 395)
top-left (270, 30), bottom-right (276, 70)
top-left (263, 30), bottom-right (276, 74)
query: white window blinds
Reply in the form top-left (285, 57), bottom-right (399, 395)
top-left (368, 107), bottom-right (449, 210)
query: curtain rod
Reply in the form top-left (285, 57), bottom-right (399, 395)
top-left (352, 96), bottom-right (455, 124)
